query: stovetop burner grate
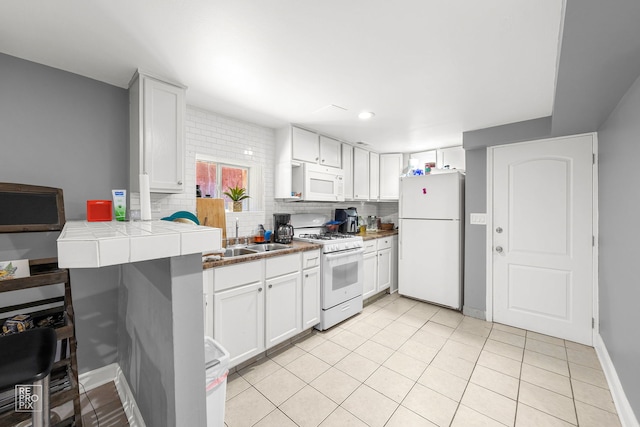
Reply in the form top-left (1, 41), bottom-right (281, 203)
top-left (298, 232), bottom-right (356, 240)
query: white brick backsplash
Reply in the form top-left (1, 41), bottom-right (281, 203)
top-left (130, 104), bottom-right (398, 234)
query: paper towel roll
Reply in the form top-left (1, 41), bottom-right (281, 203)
top-left (140, 174), bottom-right (152, 221)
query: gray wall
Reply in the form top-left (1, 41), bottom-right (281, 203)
top-left (0, 53), bottom-right (129, 373)
top-left (597, 74), bottom-right (640, 420)
top-left (462, 117), bottom-right (552, 314)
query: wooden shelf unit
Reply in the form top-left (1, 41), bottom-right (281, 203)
top-left (0, 258), bottom-right (82, 427)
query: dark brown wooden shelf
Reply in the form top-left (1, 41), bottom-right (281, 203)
top-left (0, 257), bottom-right (82, 427)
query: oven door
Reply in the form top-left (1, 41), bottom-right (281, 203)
top-left (322, 248), bottom-right (364, 309)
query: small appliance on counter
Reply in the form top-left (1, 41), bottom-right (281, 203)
top-left (335, 207), bottom-right (358, 234)
top-left (273, 213), bottom-right (294, 244)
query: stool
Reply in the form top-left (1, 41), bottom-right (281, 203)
top-left (0, 328), bottom-right (57, 427)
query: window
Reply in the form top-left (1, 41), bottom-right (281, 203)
top-left (196, 159), bottom-right (251, 210)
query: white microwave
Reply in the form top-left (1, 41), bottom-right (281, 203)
top-left (292, 163), bottom-right (345, 202)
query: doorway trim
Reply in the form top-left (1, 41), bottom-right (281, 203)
top-left (485, 132), bottom-right (599, 342)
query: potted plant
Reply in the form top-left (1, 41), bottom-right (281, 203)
top-left (223, 185), bottom-right (250, 212)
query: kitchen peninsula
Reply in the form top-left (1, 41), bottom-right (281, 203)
top-left (57, 220), bottom-right (221, 427)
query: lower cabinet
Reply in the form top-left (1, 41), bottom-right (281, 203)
top-left (363, 239), bottom-right (378, 299)
top-left (302, 266), bottom-right (320, 328)
top-left (363, 236), bottom-right (397, 300)
top-left (265, 271), bottom-right (301, 347)
top-left (213, 280), bottom-right (265, 367)
top-left (206, 250), bottom-right (320, 368)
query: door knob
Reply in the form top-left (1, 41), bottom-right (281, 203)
top-left (496, 227), bottom-right (503, 233)
top-left (496, 246), bottom-right (503, 253)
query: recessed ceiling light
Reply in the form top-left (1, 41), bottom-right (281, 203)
top-left (358, 111), bottom-right (375, 120)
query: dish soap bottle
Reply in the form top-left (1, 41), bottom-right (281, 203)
top-left (255, 224), bottom-right (265, 243)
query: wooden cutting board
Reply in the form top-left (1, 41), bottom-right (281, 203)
top-left (196, 198), bottom-right (226, 240)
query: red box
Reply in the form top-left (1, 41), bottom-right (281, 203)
top-left (87, 200), bottom-right (113, 222)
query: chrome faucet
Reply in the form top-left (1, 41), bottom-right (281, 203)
top-left (235, 217), bottom-right (239, 244)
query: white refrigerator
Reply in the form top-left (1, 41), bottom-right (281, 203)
top-left (398, 171), bottom-right (464, 309)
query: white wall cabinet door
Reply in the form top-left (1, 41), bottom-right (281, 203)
top-left (319, 135), bottom-right (341, 168)
top-left (292, 127), bottom-right (319, 164)
top-left (342, 144), bottom-right (354, 200)
top-left (353, 147), bottom-right (370, 200)
top-left (213, 281), bottom-right (264, 367)
top-left (363, 251), bottom-right (377, 299)
top-left (302, 266), bottom-right (320, 329)
top-left (369, 152), bottom-right (380, 201)
top-left (377, 248), bottom-right (392, 292)
top-left (265, 272), bottom-right (302, 347)
top-left (379, 153), bottom-right (403, 200)
top-left (130, 72), bottom-right (186, 193)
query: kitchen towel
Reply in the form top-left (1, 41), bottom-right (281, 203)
top-left (140, 174), bottom-right (152, 221)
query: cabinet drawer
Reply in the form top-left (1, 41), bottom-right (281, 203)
top-left (266, 253), bottom-right (301, 278)
top-left (363, 240), bottom-right (377, 254)
top-left (213, 260), bottom-right (262, 292)
top-left (302, 250), bottom-right (321, 269)
top-left (377, 237), bottom-right (392, 251)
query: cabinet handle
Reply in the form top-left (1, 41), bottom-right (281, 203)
top-left (258, 287), bottom-right (263, 292)
top-left (177, 180), bottom-right (183, 185)
top-left (305, 274), bottom-right (309, 278)
top-left (269, 284), bottom-right (273, 289)
top-left (315, 157), bottom-right (319, 161)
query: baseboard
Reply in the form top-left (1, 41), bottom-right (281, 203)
top-left (79, 363), bottom-right (147, 427)
top-left (462, 305), bottom-right (486, 320)
top-left (594, 334), bottom-right (639, 427)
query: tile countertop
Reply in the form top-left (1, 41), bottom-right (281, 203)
top-left (203, 240), bottom-right (321, 269)
top-left (359, 229), bottom-right (398, 241)
top-left (57, 220), bottom-right (222, 268)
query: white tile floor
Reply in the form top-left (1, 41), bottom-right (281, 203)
top-left (224, 293), bottom-right (621, 427)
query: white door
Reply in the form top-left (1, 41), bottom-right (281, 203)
top-left (492, 134), bottom-right (594, 345)
top-left (377, 248), bottom-right (392, 292)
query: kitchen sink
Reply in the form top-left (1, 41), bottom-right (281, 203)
top-left (223, 247), bottom-right (258, 257)
top-left (245, 243), bottom-right (291, 252)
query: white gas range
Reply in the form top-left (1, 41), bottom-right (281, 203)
top-left (291, 214), bottom-right (364, 330)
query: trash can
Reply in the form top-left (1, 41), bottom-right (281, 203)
top-left (205, 337), bottom-right (230, 427)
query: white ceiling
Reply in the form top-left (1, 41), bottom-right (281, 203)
top-left (0, 0), bottom-right (564, 153)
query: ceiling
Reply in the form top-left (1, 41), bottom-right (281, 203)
top-left (0, 1), bottom-right (564, 153)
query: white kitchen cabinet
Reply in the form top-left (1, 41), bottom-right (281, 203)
top-left (129, 70), bottom-right (186, 193)
top-left (292, 126), bottom-right (319, 164)
top-left (265, 272), bottom-right (302, 347)
top-left (376, 237), bottom-right (392, 292)
top-left (319, 135), bottom-right (342, 168)
top-left (302, 250), bottom-right (321, 329)
top-left (369, 152), bottom-right (380, 200)
top-left (342, 144), bottom-right (354, 200)
top-left (362, 240), bottom-right (378, 299)
top-left (213, 280), bottom-right (265, 367)
top-left (379, 153), bottom-right (403, 200)
top-left (353, 147), bottom-right (370, 200)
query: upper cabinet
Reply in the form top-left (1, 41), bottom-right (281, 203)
top-left (319, 136), bottom-right (341, 168)
top-left (369, 152), bottom-right (380, 201)
top-left (379, 153), bottom-right (403, 200)
top-left (342, 144), bottom-right (354, 200)
top-left (291, 127), bottom-right (341, 168)
top-left (353, 147), bottom-right (370, 200)
top-left (291, 127), bottom-right (319, 164)
top-left (129, 71), bottom-right (186, 193)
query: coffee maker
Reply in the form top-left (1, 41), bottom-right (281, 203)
top-left (273, 213), bottom-right (294, 244)
top-left (335, 207), bottom-right (358, 234)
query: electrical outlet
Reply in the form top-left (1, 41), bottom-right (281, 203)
top-left (470, 213), bottom-right (486, 225)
